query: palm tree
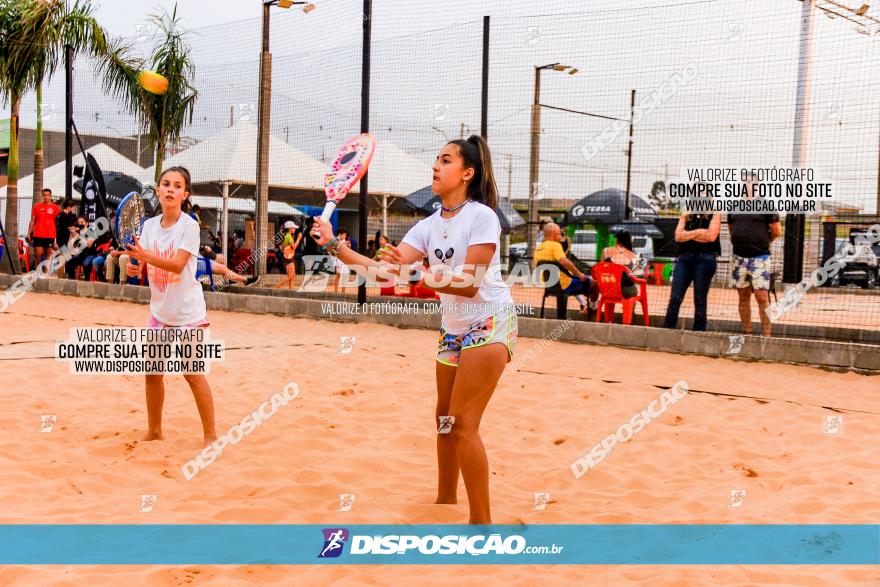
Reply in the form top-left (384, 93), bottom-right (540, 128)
top-left (33, 82), bottom-right (43, 204)
top-left (99, 5), bottom-right (197, 184)
top-left (0, 0), bottom-right (120, 273)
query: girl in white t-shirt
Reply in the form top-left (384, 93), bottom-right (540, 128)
top-left (114, 166), bottom-right (217, 447)
top-left (311, 135), bottom-right (516, 524)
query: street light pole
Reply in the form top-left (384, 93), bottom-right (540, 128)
top-left (255, 1), bottom-right (313, 274)
top-left (526, 66), bottom-right (543, 262)
top-left (783, 0), bottom-right (815, 284)
top-left (624, 89), bottom-right (635, 220)
top-left (357, 0), bottom-right (372, 305)
top-left (65, 44), bottom-right (73, 201)
top-left (255, 1), bottom-right (273, 274)
top-left (526, 63), bottom-right (576, 261)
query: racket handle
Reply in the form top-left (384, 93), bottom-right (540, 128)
top-left (320, 201), bottom-right (338, 222)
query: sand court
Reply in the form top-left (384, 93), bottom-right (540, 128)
top-left (0, 292), bottom-right (878, 585)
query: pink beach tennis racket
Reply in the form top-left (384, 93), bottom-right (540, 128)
top-left (320, 133), bottom-right (376, 221)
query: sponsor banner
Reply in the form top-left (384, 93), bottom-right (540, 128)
top-left (1, 524), bottom-right (877, 564)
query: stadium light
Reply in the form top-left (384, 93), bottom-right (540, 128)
top-left (255, 0), bottom-right (315, 274)
top-left (526, 62), bottom-right (578, 259)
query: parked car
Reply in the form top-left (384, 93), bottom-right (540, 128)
top-left (829, 229), bottom-right (880, 289)
top-left (631, 236), bottom-right (654, 260)
top-left (509, 242), bottom-right (528, 265)
top-left (569, 229), bottom-right (598, 263)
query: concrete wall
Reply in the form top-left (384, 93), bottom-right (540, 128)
top-left (2, 274), bottom-right (878, 372)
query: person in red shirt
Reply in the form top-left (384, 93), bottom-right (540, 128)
top-left (28, 188), bottom-right (60, 265)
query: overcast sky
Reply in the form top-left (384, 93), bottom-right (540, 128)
top-left (9, 0), bottom-right (880, 210)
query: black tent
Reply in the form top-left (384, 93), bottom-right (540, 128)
top-left (75, 170), bottom-right (143, 208)
top-left (403, 185), bottom-right (525, 233)
top-left (567, 188), bottom-right (657, 224)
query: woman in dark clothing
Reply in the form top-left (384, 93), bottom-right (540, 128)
top-left (602, 229), bottom-right (640, 299)
top-left (662, 211), bottom-right (721, 331)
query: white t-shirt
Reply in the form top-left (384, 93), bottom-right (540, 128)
top-left (402, 200), bottom-right (513, 334)
top-left (140, 213), bottom-right (206, 326)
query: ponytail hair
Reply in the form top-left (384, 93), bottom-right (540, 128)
top-left (447, 135), bottom-right (499, 210)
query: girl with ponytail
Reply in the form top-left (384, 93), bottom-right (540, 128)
top-left (310, 134), bottom-right (516, 524)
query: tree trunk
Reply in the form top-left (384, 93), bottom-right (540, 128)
top-left (153, 136), bottom-right (166, 184)
top-left (2, 96), bottom-right (23, 274)
top-left (33, 84), bottom-right (44, 205)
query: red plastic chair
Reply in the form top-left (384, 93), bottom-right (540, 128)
top-left (0, 237), bottom-right (29, 271)
top-left (19, 238), bottom-right (32, 272)
top-left (0, 237), bottom-right (32, 271)
top-left (394, 279), bottom-right (439, 300)
top-left (590, 261), bottom-right (649, 326)
top-left (648, 261), bottom-right (665, 285)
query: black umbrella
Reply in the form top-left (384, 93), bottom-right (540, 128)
top-left (75, 171), bottom-right (143, 209)
top-left (609, 218), bottom-right (663, 238)
top-left (567, 188), bottom-right (657, 224)
top-left (403, 185), bottom-right (525, 233)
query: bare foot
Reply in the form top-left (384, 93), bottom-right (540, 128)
top-left (203, 434), bottom-right (218, 448)
top-left (142, 430), bottom-right (165, 441)
top-left (435, 496), bottom-right (457, 504)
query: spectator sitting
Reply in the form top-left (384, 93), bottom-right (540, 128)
top-left (533, 222), bottom-right (598, 315)
top-left (373, 235), bottom-right (389, 260)
top-left (365, 238), bottom-right (377, 259)
top-left (56, 198), bottom-right (77, 247)
top-left (55, 198), bottom-right (78, 277)
top-left (602, 229), bottom-right (640, 299)
top-left (105, 241), bottom-right (130, 284)
top-left (190, 204), bottom-right (205, 228)
top-left (559, 227), bottom-right (572, 256)
top-left (536, 216), bottom-right (553, 246)
top-left (65, 218), bottom-right (91, 279)
top-left (199, 245), bottom-right (259, 286)
top-left (83, 229), bottom-right (113, 281)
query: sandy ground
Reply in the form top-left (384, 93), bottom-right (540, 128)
top-left (1, 292), bottom-right (878, 586)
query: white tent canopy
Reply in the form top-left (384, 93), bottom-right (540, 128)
top-left (142, 120), bottom-right (327, 189)
top-left (145, 121), bottom-right (434, 197)
top-left (189, 194), bottom-right (304, 217)
top-left (0, 143), bottom-right (145, 231)
top-left (366, 141), bottom-right (434, 197)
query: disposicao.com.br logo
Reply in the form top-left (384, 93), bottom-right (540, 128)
top-left (317, 527), bottom-right (563, 558)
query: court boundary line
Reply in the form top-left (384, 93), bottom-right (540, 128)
top-left (1, 275), bottom-right (878, 374)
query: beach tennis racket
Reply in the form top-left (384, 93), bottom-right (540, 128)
top-left (114, 191), bottom-right (146, 267)
top-left (320, 133), bottom-right (376, 222)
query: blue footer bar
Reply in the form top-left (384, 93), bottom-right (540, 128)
top-left (1, 525), bottom-right (877, 565)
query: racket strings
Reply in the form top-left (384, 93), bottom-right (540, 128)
top-left (118, 197), bottom-right (145, 244)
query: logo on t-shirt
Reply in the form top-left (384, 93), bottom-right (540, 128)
top-left (148, 242), bottom-right (181, 293)
top-left (433, 247), bottom-right (454, 264)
